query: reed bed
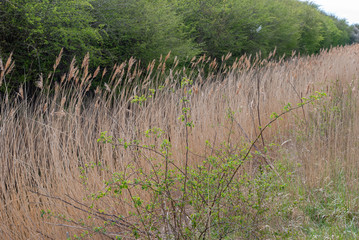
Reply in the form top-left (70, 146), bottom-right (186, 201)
top-left (1, 45), bottom-right (359, 239)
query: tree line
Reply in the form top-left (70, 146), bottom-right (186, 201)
top-left (0, 0), bottom-right (357, 91)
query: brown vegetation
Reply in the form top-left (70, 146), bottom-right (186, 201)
top-left (1, 45), bottom-right (359, 239)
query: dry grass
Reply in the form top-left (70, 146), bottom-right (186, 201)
top-left (1, 45), bottom-right (359, 239)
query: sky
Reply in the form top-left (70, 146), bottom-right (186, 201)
top-left (300, 0), bottom-right (359, 24)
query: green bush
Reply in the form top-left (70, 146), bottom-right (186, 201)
top-left (37, 80), bottom-right (326, 239)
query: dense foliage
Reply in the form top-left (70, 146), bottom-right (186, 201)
top-left (0, 0), bottom-right (357, 91)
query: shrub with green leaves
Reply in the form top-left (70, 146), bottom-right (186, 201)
top-left (38, 79), bottom-right (326, 239)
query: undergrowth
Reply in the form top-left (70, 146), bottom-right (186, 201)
top-left (2, 45), bottom-right (359, 239)
top-left (37, 79), bottom-right (327, 239)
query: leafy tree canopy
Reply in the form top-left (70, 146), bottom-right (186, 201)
top-left (0, 0), bottom-right (356, 92)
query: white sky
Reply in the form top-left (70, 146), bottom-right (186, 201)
top-left (300, 0), bottom-right (359, 24)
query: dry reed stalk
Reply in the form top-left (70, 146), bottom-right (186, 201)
top-left (0, 53), bottom-right (15, 86)
top-left (53, 48), bottom-right (63, 71)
